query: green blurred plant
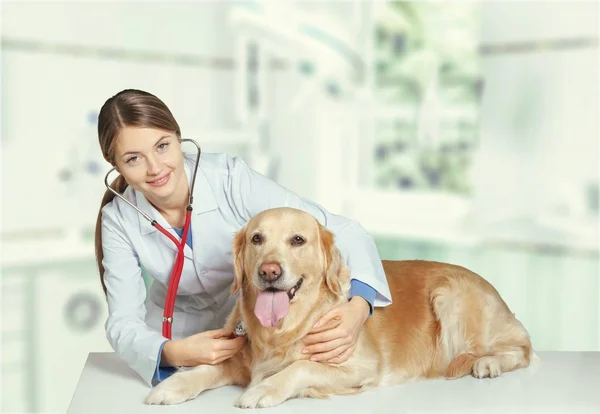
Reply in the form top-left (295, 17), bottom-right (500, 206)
top-left (372, 1), bottom-right (481, 195)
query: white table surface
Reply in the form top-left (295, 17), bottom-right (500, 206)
top-left (67, 352), bottom-right (600, 414)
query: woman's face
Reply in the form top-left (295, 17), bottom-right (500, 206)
top-left (113, 126), bottom-right (185, 203)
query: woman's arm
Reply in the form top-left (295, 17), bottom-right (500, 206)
top-left (101, 210), bottom-right (169, 386)
top-left (161, 330), bottom-right (246, 367)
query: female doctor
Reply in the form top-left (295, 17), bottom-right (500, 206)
top-left (94, 89), bottom-right (392, 387)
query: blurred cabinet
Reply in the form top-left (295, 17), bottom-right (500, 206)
top-left (2, 275), bottom-right (30, 413)
top-left (2, 258), bottom-right (111, 414)
top-left (36, 263), bottom-right (111, 413)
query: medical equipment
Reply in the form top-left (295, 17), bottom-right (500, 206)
top-left (226, 320), bottom-right (248, 339)
top-left (103, 139), bottom-right (201, 340)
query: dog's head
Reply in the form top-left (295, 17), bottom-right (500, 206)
top-left (231, 207), bottom-right (349, 330)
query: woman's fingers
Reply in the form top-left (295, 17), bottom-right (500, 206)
top-left (206, 328), bottom-right (235, 339)
top-left (303, 337), bottom-right (348, 356)
top-left (310, 344), bottom-right (351, 362)
top-left (212, 354), bottom-right (233, 365)
top-left (215, 335), bottom-right (247, 350)
top-left (212, 340), bottom-right (246, 362)
top-left (326, 345), bottom-right (355, 364)
top-left (303, 327), bottom-right (345, 346)
top-left (307, 316), bottom-right (341, 334)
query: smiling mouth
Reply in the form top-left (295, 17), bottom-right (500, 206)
top-left (265, 277), bottom-right (304, 300)
top-left (147, 173), bottom-right (170, 186)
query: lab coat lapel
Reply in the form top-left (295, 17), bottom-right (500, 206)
top-left (185, 152), bottom-right (218, 215)
top-left (187, 153), bottom-right (218, 260)
top-left (186, 153), bottom-right (222, 301)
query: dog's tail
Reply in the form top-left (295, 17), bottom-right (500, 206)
top-left (444, 353), bottom-right (478, 379)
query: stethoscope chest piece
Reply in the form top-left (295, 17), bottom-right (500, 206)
top-left (234, 320), bottom-right (247, 337)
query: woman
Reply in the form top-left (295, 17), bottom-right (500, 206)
top-left (95, 89), bottom-right (392, 387)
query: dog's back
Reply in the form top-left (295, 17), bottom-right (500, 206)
top-left (359, 260), bottom-right (533, 386)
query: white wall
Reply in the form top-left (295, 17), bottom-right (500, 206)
top-left (472, 1), bottom-right (598, 244)
top-left (1, 2), bottom-right (239, 236)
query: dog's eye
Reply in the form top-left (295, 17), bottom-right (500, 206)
top-left (251, 234), bottom-right (263, 244)
top-left (291, 235), bottom-right (305, 246)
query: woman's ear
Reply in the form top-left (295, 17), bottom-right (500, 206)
top-left (318, 223), bottom-right (343, 296)
top-left (231, 226), bottom-right (247, 296)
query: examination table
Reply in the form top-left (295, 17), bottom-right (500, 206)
top-left (68, 351), bottom-right (599, 413)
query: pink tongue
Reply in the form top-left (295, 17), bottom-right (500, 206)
top-left (254, 291), bottom-right (290, 327)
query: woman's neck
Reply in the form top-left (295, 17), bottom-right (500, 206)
top-left (147, 178), bottom-right (190, 228)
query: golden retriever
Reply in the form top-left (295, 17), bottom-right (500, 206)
top-left (145, 207), bottom-right (534, 408)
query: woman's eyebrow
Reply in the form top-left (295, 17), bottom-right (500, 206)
top-left (121, 135), bottom-right (171, 157)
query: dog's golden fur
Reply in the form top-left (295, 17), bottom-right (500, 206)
top-left (146, 207), bottom-right (534, 408)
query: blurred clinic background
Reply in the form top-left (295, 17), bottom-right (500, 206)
top-left (1, 1), bottom-right (599, 413)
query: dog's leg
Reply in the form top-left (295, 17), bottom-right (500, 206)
top-left (145, 358), bottom-right (245, 405)
top-left (472, 344), bottom-right (532, 378)
top-left (433, 274), bottom-right (534, 380)
top-left (235, 361), bottom-right (364, 409)
top-left (145, 365), bottom-right (229, 405)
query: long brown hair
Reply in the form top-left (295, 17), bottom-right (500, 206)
top-left (95, 89), bottom-right (181, 295)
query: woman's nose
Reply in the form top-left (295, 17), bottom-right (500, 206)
top-left (146, 156), bottom-right (162, 175)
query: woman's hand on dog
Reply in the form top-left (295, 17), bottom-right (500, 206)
top-left (162, 328), bottom-right (247, 367)
top-left (301, 297), bottom-right (370, 364)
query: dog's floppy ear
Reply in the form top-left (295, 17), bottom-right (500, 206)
top-left (318, 223), bottom-right (343, 296)
top-left (231, 225), bottom-right (247, 296)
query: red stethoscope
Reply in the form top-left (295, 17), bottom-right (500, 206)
top-left (104, 138), bottom-right (201, 340)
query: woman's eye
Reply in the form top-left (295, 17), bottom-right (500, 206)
top-left (291, 235), bottom-right (305, 245)
top-left (158, 142), bottom-right (169, 151)
top-left (251, 234), bottom-right (262, 244)
top-left (126, 156), bottom-right (138, 164)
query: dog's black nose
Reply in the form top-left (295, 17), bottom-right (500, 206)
top-left (259, 262), bottom-right (282, 282)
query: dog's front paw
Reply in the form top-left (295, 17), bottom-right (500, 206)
top-left (235, 383), bottom-right (287, 409)
top-left (145, 374), bottom-right (198, 405)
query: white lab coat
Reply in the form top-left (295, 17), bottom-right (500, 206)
top-left (101, 152), bottom-right (392, 387)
